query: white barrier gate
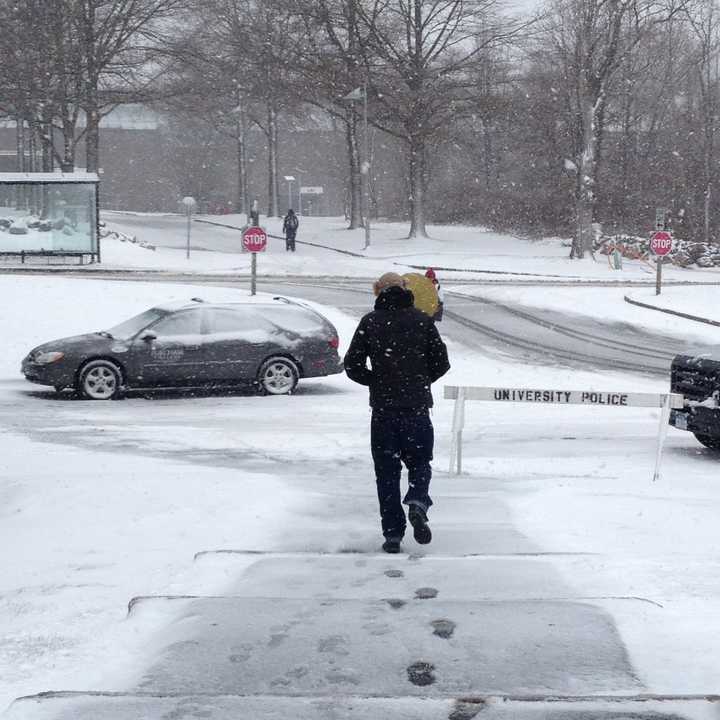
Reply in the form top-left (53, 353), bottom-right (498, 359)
top-left (445, 386), bottom-right (685, 481)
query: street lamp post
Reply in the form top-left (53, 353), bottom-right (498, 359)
top-left (181, 196), bottom-right (196, 259)
top-left (283, 175), bottom-right (295, 211)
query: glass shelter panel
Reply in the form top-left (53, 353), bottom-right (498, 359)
top-left (0, 181), bottom-right (98, 255)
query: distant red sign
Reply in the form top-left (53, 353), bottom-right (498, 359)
top-left (650, 231), bottom-right (673, 256)
top-left (242, 226), bottom-right (267, 253)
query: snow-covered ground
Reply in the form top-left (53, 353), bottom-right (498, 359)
top-left (452, 284), bottom-right (720, 345)
top-left (2, 273), bottom-right (720, 712)
top-left (85, 212), bottom-right (720, 283)
top-left (629, 285), bottom-right (720, 324)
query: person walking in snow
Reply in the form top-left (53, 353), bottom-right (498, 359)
top-left (283, 209), bottom-right (299, 252)
top-left (344, 272), bottom-right (450, 553)
top-left (425, 267), bottom-right (444, 322)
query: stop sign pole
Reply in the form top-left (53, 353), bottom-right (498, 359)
top-left (650, 230), bottom-right (673, 296)
top-left (242, 226), bottom-right (267, 295)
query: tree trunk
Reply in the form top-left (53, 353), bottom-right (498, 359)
top-left (61, 112), bottom-right (75, 173)
top-left (704, 180), bottom-right (711, 244)
top-left (15, 117), bottom-right (26, 210)
top-left (27, 127), bottom-right (39, 215)
top-left (702, 84), bottom-right (714, 244)
top-left (572, 93), bottom-right (605, 258)
top-left (481, 116), bottom-right (494, 190)
top-left (40, 116), bottom-right (54, 217)
top-left (40, 118), bottom-right (54, 173)
top-left (408, 137), bottom-right (428, 238)
top-left (267, 103), bottom-right (279, 218)
top-left (236, 108), bottom-right (249, 219)
top-left (346, 107), bottom-right (362, 229)
top-left (85, 106), bottom-right (100, 173)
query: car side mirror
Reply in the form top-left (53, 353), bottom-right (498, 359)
top-left (141, 332), bottom-right (157, 342)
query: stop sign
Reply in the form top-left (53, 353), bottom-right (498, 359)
top-left (650, 231), bottom-right (673, 256)
top-left (242, 226), bottom-right (267, 253)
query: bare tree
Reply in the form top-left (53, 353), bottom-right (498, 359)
top-left (73, 0), bottom-right (184, 173)
top-left (685, 0), bottom-right (720, 243)
top-left (289, 0), bottom-right (368, 228)
top-left (0, 1), bottom-right (84, 175)
top-left (351, 0), bottom-right (522, 237)
top-left (192, 0), bottom-right (306, 218)
top-left (539, 0), bottom-right (688, 258)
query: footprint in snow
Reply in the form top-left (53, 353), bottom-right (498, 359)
top-left (431, 619), bottom-right (456, 639)
top-left (415, 587), bottom-right (438, 599)
top-left (407, 661), bottom-right (436, 686)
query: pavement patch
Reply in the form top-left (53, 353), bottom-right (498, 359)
top-left (127, 596), bottom-right (641, 696)
top-left (6, 695), bottom-right (718, 720)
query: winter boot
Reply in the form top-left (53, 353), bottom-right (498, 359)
top-left (382, 538), bottom-right (402, 554)
top-left (409, 505), bottom-right (431, 545)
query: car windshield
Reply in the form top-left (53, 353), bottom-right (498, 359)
top-left (105, 308), bottom-right (168, 340)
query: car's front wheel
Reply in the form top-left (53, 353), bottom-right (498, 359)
top-left (78, 359), bottom-right (123, 400)
top-left (257, 357), bottom-right (299, 395)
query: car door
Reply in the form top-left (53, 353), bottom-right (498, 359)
top-left (203, 306), bottom-right (276, 381)
top-left (130, 308), bottom-right (208, 386)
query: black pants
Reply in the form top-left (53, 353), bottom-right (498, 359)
top-left (285, 231), bottom-right (296, 251)
top-left (371, 408), bottom-right (434, 540)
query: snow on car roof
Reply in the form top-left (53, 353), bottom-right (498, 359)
top-left (152, 295), bottom-right (311, 313)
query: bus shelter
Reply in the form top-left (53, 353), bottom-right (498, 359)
top-left (0, 172), bottom-right (100, 263)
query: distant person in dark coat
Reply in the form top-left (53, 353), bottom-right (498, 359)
top-left (283, 209), bottom-right (299, 252)
top-left (344, 272), bottom-right (451, 553)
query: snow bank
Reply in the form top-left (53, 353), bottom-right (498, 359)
top-left (629, 286), bottom-right (720, 325)
top-left (453, 284), bottom-right (720, 346)
top-left (95, 212), bottom-right (720, 282)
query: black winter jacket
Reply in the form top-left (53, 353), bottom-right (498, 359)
top-left (283, 213), bottom-right (298, 233)
top-left (344, 285), bottom-right (450, 409)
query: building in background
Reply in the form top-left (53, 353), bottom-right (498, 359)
top-left (0, 105), bottom-right (409, 219)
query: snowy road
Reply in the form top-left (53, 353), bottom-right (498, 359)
top-left (264, 280), bottom-right (711, 376)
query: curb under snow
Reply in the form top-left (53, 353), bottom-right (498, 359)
top-left (624, 293), bottom-right (720, 328)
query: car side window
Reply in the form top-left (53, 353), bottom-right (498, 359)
top-left (207, 308), bottom-right (272, 336)
top-left (262, 306), bottom-right (325, 333)
top-left (151, 309), bottom-right (205, 338)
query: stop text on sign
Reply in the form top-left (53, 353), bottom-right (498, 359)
top-left (650, 231), bottom-right (673, 256)
top-left (242, 226), bottom-right (267, 253)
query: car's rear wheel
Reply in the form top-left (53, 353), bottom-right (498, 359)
top-left (257, 357), bottom-right (299, 395)
top-left (78, 359), bottom-right (123, 400)
top-left (694, 432), bottom-right (720, 451)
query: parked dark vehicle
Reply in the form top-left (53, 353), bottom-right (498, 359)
top-left (669, 354), bottom-right (720, 450)
top-left (22, 297), bottom-right (343, 399)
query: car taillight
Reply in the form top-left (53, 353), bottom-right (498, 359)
top-left (328, 336), bottom-right (339, 349)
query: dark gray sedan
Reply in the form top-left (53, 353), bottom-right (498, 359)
top-left (22, 297), bottom-right (343, 399)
